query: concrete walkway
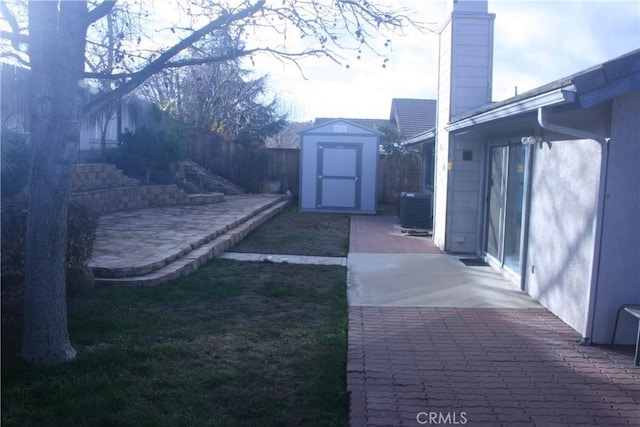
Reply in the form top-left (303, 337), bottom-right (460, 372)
top-left (221, 252), bottom-right (347, 266)
top-left (347, 214), bottom-right (639, 427)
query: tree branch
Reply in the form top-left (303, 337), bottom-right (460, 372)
top-left (83, 0), bottom-right (266, 114)
top-left (0, 1), bottom-right (20, 33)
top-left (0, 51), bottom-right (30, 67)
top-left (85, 0), bottom-right (117, 26)
top-left (0, 29), bottom-right (29, 46)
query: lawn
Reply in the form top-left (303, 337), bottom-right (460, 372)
top-left (1, 209), bottom-right (351, 427)
top-left (232, 206), bottom-right (350, 257)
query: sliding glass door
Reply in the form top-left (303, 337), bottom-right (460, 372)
top-left (485, 143), bottom-right (526, 274)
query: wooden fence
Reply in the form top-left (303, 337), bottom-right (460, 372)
top-left (185, 136), bottom-right (420, 204)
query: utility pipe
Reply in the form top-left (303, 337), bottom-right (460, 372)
top-left (537, 107), bottom-right (610, 345)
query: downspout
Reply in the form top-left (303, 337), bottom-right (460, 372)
top-left (537, 107), bottom-right (610, 345)
top-left (519, 143), bottom-right (534, 290)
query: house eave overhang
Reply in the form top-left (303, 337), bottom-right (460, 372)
top-left (402, 128), bottom-right (436, 147)
top-left (445, 86), bottom-right (577, 133)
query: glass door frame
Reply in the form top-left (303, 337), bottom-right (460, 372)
top-left (482, 140), bottom-right (531, 285)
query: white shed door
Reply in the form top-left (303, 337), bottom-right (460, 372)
top-left (317, 143), bottom-right (362, 209)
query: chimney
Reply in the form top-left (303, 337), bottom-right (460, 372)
top-left (440, 0), bottom-right (495, 119)
top-left (432, 0), bottom-right (495, 250)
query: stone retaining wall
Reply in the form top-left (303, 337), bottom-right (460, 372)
top-left (71, 163), bottom-right (140, 192)
top-left (70, 163), bottom-right (224, 215)
top-left (70, 185), bottom-right (185, 215)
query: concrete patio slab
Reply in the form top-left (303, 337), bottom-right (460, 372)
top-left (347, 253), bottom-right (540, 308)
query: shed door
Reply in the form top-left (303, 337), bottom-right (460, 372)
top-left (317, 143), bottom-right (362, 210)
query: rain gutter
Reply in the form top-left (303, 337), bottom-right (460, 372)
top-left (446, 86), bottom-right (577, 133)
top-left (402, 128), bottom-right (436, 147)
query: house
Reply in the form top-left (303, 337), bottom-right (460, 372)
top-left (389, 98), bottom-right (437, 140)
top-left (313, 98), bottom-right (437, 139)
top-left (0, 62), bottom-right (142, 160)
top-left (404, 0), bottom-right (639, 345)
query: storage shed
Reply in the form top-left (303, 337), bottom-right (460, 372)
top-left (299, 119), bottom-right (380, 214)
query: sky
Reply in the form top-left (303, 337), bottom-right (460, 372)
top-left (252, 0), bottom-right (640, 122)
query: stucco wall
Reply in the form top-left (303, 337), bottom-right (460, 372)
top-left (525, 139), bottom-right (601, 337)
top-left (592, 90), bottom-right (640, 344)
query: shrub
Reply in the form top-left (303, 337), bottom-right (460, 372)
top-left (178, 180), bottom-right (200, 194)
top-left (112, 104), bottom-right (186, 184)
top-left (1, 198), bottom-right (99, 341)
top-left (1, 197), bottom-right (100, 281)
top-left (1, 128), bottom-right (30, 198)
top-left (236, 147), bottom-right (270, 193)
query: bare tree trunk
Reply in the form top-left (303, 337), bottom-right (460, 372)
top-left (21, 0), bottom-right (88, 365)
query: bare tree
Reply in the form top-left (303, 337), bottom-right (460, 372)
top-left (0, 0), bottom-right (419, 365)
top-left (138, 43), bottom-right (286, 146)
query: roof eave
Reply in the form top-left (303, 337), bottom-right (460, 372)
top-left (402, 128), bottom-right (436, 147)
top-left (445, 85), bottom-right (577, 133)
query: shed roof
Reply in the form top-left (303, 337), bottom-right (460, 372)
top-left (300, 118), bottom-right (384, 136)
top-left (313, 117), bottom-right (390, 131)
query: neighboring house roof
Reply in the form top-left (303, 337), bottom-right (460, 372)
top-left (389, 98), bottom-right (437, 139)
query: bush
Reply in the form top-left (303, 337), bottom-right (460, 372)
top-left (1, 128), bottom-right (30, 198)
top-left (112, 104), bottom-right (186, 184)
top-left (1, 198), bottom-right (100, 340)
top-left (178, 180), bottom-right (200, 194)
top-left (236, 147), bottom-right (269, 193)
top-left (1, 197), bottom-right (100, 282)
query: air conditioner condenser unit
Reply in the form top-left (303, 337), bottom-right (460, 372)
top-left (399, 191), bottom-right (433, 230)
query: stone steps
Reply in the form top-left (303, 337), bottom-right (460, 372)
top-left (184, 192), bottom-right (225, 205)
top-left (178, 160), bottom-right (245, 195)
top-left (93, 197), bottom-right (289, 287)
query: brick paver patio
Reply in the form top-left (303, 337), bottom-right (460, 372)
top-left (347, 214), bottom-right (639, 426)
top-left (348, 306), bottom-right (639, 426)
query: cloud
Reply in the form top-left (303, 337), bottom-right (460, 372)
top-left (257, 0), bottom-right (640, 121)
top-left (489, 0), bottom-right (640, 100)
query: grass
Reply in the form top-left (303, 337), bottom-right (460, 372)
top-left (232, 206), bottom-right (350, 257)
top-left (1, 208), bottom-right (352, 427)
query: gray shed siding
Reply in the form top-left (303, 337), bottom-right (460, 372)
top-left (299, 120), bottom-right (379, 214)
